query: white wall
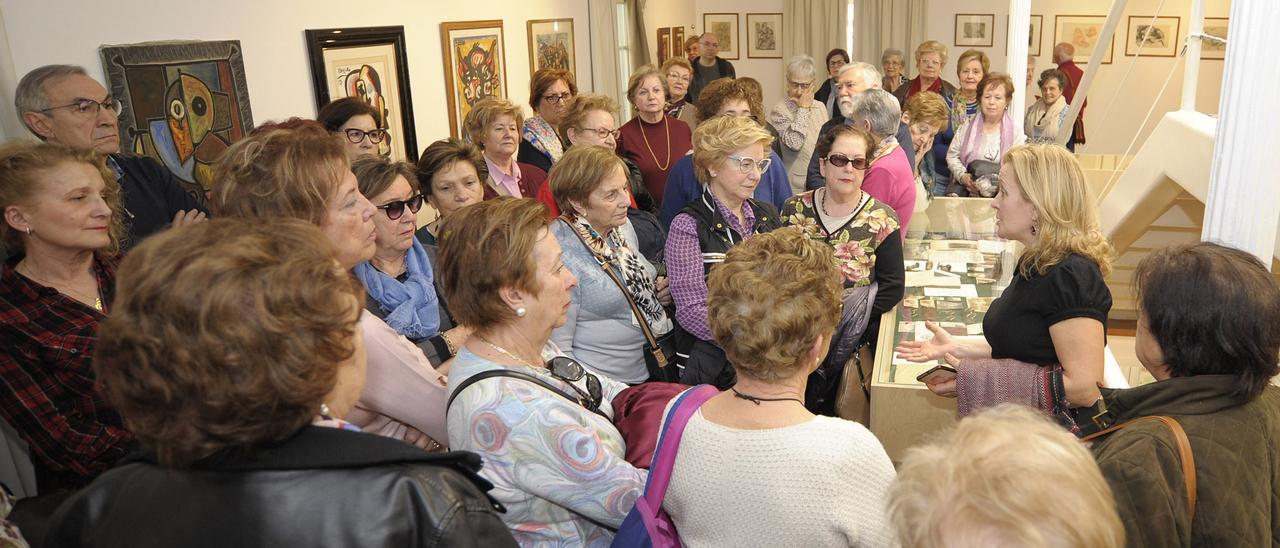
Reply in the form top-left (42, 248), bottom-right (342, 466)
top-left (0, 0), bottom-right (592, 147)
top-left (923, 0), bottom-right (1229, 155)
top-left (692, 0), bottom-right (788, 113)
top-left (643, 0), bottom-right (696, 66)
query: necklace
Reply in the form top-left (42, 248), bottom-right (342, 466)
top-left (638, 116), bottom-right (673, 171)
top-left (17, 262), bottom-right (104, 312)
top-left (731, 387), bottom-right (805, 406)
top-left (818, 187), bottom-right (864, 219)
top-left (474, 335), bottom-right (542, 369)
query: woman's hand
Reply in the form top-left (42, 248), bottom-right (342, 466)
top-left (959, 173), bottom-right (977, 193)
top-left (894, 321), bottom-right (959, 363)
top-left (923, 353), bottom-right (962, 398)
top-left (655, 276), bottom-right (672, 306)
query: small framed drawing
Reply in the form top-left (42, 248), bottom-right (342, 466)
top-left (672, 26), bottom-right (686, 58)
top-left (440, 20), bottom-right (507, 139)
top-left (703, 13), bottom-right (740, 60)
top-left (1055, 15), bottom-right (1114, 64)
top-left (1201, 17), bottom-right (1228, 60)
top-left (1006, 15), bottom-right (1043, 56)
top-left (306, 26), bottom-right (418, 162)
top-left (1126, 16), bottom-right (1180, 57)
top-left (657, 27), bottom-right (672, 64)
top-left (527, 18), bottom-right (575, 73)
top-left (955, 14), bottom-right (995, 48)
top-left (746, 13), bottom-right (783, 59)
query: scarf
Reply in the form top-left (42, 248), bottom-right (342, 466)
top-left (523, 115), bottom-right (565, 163)
top-left (959, 109), bottom-right (1016, 167)
top-left (1025, 95), bottom-right (1068, 144)
top-left (666, 98), bottom-right (687, 119)
top-left (568, 215), bottom-right (672, 335)
top-left (352, 238), bottom-right (441, 340)
top-left (906, 76), bottom-right (943, 100)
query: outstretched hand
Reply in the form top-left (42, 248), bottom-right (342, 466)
top-left (893, 321), bottom-right (958, 363)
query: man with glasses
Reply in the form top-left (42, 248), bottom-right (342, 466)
top-left (687, 32), bottom-right (736, 103)
top-left (805, 63), bottom-right (916, 193)
top-left (813, 48), bottom-right (850, 120)
top-left (16, 64), bottom-right (207, 253)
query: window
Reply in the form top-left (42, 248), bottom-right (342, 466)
top-left (616, 0), bottom-right (633, 119)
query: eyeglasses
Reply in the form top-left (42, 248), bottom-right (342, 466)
top-left (828, 59), bottom-right (847, 67)
top-left (343, 128), bottom-right (389, 144)
top-left (665, 72), bottom-right (691, 83)
top-left (823, 153), bottom-right (869, 170)
top-left (725, 154), bottom-right (772, 174)
top-left (788, 81), bottom-right (814, 90)
top-left (39, 96), bottom-right (120, 117)
top-left (546, 356), bottom-right (603, 409)
top-left (719, 112), bottom-right (760, 123)
top-left (542, 92), bottom-right (573, 104)
top-left (579, 126), bottom-right (621, 140)
top-left (376, 193), bottom-right (424, 220)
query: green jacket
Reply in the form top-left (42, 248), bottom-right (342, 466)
top-left (1090, 375), bottom-right (1280, 547)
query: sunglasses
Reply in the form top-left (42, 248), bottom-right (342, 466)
top-left (823, 153), bottom-right (869, 170)
top-left (376, 193), bottom-right (424, 220)
top-left (547, 356), bottom-right (603, 410)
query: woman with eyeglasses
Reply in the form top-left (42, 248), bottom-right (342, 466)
top-left (616, 65), bottom-right (692, 211)
top-left (518, 69), bottom-right (577, 174)
top-left (768, 55), bottom-right (828, 195)
top-left (662, 57), bottom-right (699, 127)
top-left (318, 97), bottom-right (389, 160)
top-left (352, 156), bottom-right (469, 371)
top-left (781, 124), bottom-right (905, 413)
top-left (930, 49), bottom-right (989, 196)
top-left (439, 197), bottom-right (646, 545)
top-left (891, 41), bottom-right (956, 106)
top-left (414, 138), bottom-right (486, 246)
top-left (466, 98), bottom-right (547, 199)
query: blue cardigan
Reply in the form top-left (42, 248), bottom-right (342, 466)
top-left (658, 150), bottom-right (793, 227)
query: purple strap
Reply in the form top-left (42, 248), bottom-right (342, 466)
top-left (643, 385), bottom-right (719, 506)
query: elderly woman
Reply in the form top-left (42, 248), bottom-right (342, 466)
top-left (518, 69), bottom-right (577, 173)
top-left (814, 48), bottom-right (850, 119)
top-left (0, 142), bottom-right (129, 491)
top-left (892, 40), bottom-right (956, 105)
top-left (662, 57), bottom-right (698, 127)
top-left (768, 55), bottom-right (829, 194)
top-left (440, 198), bottom-right (646, 545)
top-left (548, 146), bottom-right (674, 385)
top-left (930, 49), bottom-right (988, 196)
top-left (666, 115), bottom-right (782, 388)
top-left (45, 218), bottom-right (514, 547)
top-left (1090, 242), bottom-right (1280, 546)
top-left (662, 228), bottom-right (897, 546)
top-left (881, 48), bottom-right (907, 92)
top-left (351, 156), bottom-right (469, 370)
top-left (896, 144), bottom-right (1113, 419)
top-left (318, 97), bottom-right (388, 160)
top-left (945, 73), bottom-right (1024, 197)
top-left (889, 405), bottom-right (1125, 547)
top-left (617, 64), bottom-right (693, 210)
top-left (414, 138), bottom-right (486, 246)
top-left (903, 91), bottom-right (950, 203)
top-left (1025, 69), bottom-right (1070, 145)
top-left (466, 98), bottom-right (547, 199)
top-left (684, 36), bottom-right (700, 61)
top-left (211, 120), bottom-right (449, 451)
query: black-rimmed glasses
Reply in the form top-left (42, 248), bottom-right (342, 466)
top-left (39, 97), bottom-right (120, 117)
top-left (579, 126), bottom-right (621, 140)
top-left (823, 153), bottom-right (869, 170)
top-left (376, 194), bottom-right (424, 220)
top-left (343, 128), bottom-right (390, 144)
top-left (542, 92), bottom-right (573, 104)
top-left (547, 356), bottom-right (603, 410)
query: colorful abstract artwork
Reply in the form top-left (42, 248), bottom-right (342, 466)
top-left (441, 20), bottom-right (507, 139)
top-left (99, 40), bottom-right (253, 194)
top-left (528, 19), bottom-right (575, 73)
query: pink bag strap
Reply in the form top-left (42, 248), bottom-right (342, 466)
top-left (643, 385), bottom-right (719, 505)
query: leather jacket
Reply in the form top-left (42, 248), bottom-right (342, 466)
top-left (45, 426), bottom-right (518, 547)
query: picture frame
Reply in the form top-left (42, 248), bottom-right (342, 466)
top-left (672, 26), bottom-right (686, 58)
top-left (702, 13), bottom-right (740, 60)
top-left (1126, 16), bottom-right (1180, 57)
top-left (1201, 17), bottom-right (1228, 60)
top-left (746, 13), bottom-right (783, 59)
top-left (527, 18), bottom-right (575, 73)
top-left (100, 40), bottom-right (254, 196)
top-left (955, 14), bottom-right (995, 48)
top-left (440, 20), bottom-right (507, 139)
top-left (1006, 15), bottom-right (1042, 56)
top-left (1054, 15), bottom-right (1114, 64)
top-left (306, 26), bottom-right (418, 162)
top-left (657, 27), bottom-right (672, 64)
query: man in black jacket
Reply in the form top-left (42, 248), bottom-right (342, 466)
top-left (687, 33), bottom-right (737, 103)
top-left (16, 64), bottom-right (208, 252)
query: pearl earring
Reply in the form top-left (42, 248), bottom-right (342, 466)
top-left (320, 402), bottom-right (332, 416)
top-left (516, 307), bottom-right (527, 317)
top-left (25, 227), bottom-right (32, 235)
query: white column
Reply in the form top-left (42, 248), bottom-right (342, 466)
top-left (1179, 0), bottom-right (1205, 111)
top-left (1007, 0), bottom-right (1031, 137)
top-left (1201, 1), bottom-right (1280, 266)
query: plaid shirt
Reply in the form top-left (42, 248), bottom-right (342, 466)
top-left (0, 256), bottom-right (132, 489)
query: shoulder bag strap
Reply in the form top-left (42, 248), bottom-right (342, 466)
top-left (1082, 415), bottom-right (1197, 524)
top-left (558, 217), bottom-right (667, 368)
top-left (446, 369), bottom-right (612, 421)
top-left (643, 385), bottom-right (719, 503)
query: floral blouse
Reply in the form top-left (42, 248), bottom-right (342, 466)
top-left (781, 189), bottom-right (900, 287)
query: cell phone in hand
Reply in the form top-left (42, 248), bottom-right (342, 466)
top-left (915, 365), bottom-right (957, 384)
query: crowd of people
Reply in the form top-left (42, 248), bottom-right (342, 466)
top-left (0, 28), bottom-right (1276, 548)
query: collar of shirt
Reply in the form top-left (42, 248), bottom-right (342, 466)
top-left (708, 189), bottom-right (757, 236)
top-left (484, 155), bottom-right (523, 197)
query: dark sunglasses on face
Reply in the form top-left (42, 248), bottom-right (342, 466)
top-left (343, 128), bottom-right (389, 144)
top-left (376, 193), bottom-right (424, 220)
top-left (546, 356), bottom-right (603, 410)
top-left (823, 153), bottom-right (869, 170)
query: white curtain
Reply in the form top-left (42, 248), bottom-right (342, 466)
top-left (782, 0), bottom-right (851, 64)
top-left (854, 0), bottom-right (928, 66)
top-left (588, 0), bottom-right (621, 98)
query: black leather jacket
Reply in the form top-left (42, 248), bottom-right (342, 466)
top-left (45, 426), bottom-right (518, 547)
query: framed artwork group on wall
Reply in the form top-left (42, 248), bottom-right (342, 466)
top-left (702, 13), bottom-right (739, 60)
top-left (305, 26), bottom-right (418, 162)
top-left (746, 13), bottom-right (782, 59)
top-left (1055, 15), bottom-right (1114, 64)
top-left (954, 14), bottom-right (995, 48)
top-left (527, 18), bottom-right (574, 73)
top-left (1126, 16), bottom-right (1181, 57)
top-left (440, 20), bottom-right (508, 139)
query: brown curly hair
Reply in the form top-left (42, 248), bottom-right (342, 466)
top-left (94, 217), bottom-right (363, 468)
top-left (694, 78), bottom-right (764, 122)
top-left (0, 141), bottom-right (125, 256)
top-left (209, 120), bottom-right (348, 225)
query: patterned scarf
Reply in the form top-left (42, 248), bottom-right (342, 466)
top-left (568, 215), bottom-right (671, 335)
top-left (959, 109), bottom-right (1016, 167)
top-left (523, 116), bottom-right (565, 163)
top-left (352, 238), bottom-right (441, 340)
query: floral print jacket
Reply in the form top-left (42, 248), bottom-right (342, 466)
top-left (781, 190), bottom-right (900, 287)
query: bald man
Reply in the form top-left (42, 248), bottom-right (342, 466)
top-left (1053, 43), bottom-right (1087, 150)
top-left (687, 32), bottom-right (737, 102)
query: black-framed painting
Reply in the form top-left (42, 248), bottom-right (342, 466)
top-left (1126, 16), bottom-right (1180, 57)
top-left (99, 40), bottom-right (254, 195)
top-left (527, 18), bottom-right (575, 73)
top-left (306, 25), bottom-right (418, 162)
top-left (440, 20), bottom-right (508, 139)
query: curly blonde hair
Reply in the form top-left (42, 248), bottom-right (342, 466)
top-left (914, 40), bottom-right (949, 66)
top-left (1003, 144), bottom-right (1113, 277)
top-left (692, 114), bottom-right (774, 183)
top-left (0, 141), bottom-right (125, 256)
top-left (904, 91), bottom-right (949, 130)
top-left (464, 98), bottom-right (524, 147)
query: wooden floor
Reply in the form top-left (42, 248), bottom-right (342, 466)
top-left (1108, 319), bottom-right (1137, 337)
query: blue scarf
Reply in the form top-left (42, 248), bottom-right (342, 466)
top-left (353, 239), bottom-right (441, 340)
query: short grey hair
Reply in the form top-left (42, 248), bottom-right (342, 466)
top-left (837, 62), bottom-right (882, 88)
top-left (785, 55), bottom-right (817, 83)
top-left (849, 88), bottom-right (901, 138)
top-left (881, 48), bottom-right (904, 64)
top-left (15, 64), bottom-right (89, 134)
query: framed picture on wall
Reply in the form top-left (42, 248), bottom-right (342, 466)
top-left (305, 26), bottom-right (418, 162)
top-left (657, 27), bottom-right (672, 63)
top-left (673, 26), bottom-right (686, 58)
top-left (527, 18), bottom-right (575, 73)
top-left (100, 40), bottom-right (254, 197)
top-left (1055, 15), bottom-right (1114, 64)
top-left (1201, 17), bottom-right (1228, 60)
top-left (702, 13), bottom-right (739, 60)
top-left (1006, 15), bottom-right (1043, 56)
top-left (954, 14), bottom-right (995, 48)
top-left (746, 13), bottom-right (782, 59)
top-left (440, 20), bottom-right (507, 139)
top-left (1125, 16), bottom-right (1180, 57)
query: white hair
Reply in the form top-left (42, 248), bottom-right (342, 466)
top-left (837, 62), bottom-right (882, 88)
top-left (849, 88), bottom-right (901, 138)
top-left (785, 55), bottom-right (817, 83)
